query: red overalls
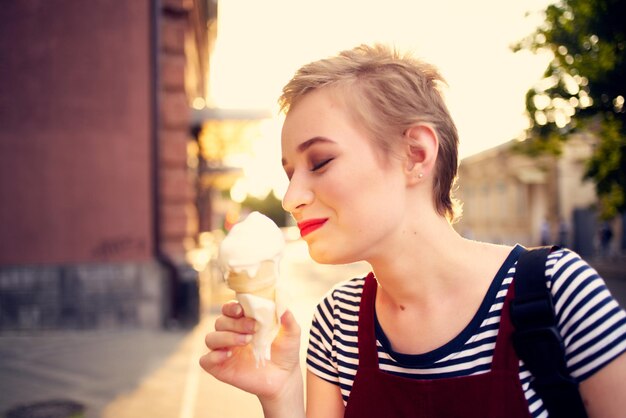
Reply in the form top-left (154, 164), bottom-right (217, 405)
top-left (344, 274), bottom-right (532, 418)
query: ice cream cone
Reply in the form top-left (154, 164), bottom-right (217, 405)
top-left (237, 282), bottom-right (275, 301)
top-left (218, 212), bottom-right (286, 366)
top-left (226, 260), bottom-right (277, 300)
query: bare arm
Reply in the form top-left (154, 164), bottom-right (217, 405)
top-left (260, 368), bottom-right (305, 418)
top-left (579, 351), bottom-right (626, 417)
top-left (306, 371), bottom-right (345, 418)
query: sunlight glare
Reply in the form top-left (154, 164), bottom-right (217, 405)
top-left (210, 0), bottom-right (554, 199)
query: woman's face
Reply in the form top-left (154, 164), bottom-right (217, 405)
top-left (281, 88), bottom-right (408, 265)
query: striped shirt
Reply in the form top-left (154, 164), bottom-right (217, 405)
top-left (306, 245), bottom-right (626, 417)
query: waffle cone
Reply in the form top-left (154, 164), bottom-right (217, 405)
top-left (226, 260), bottom-right (277, 299)
top-left (239, 284), bottom-right (275, 301)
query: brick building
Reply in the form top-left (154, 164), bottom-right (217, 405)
top-left (0, 0), bottom-right (217, 330)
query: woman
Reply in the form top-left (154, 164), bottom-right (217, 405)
top-left (200, 44), bottom-right (626, 417)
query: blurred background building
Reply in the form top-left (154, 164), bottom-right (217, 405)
top-left (0, 0), bottom-right (274, 331)
top-left (456, 132), bottom-right (625, 257)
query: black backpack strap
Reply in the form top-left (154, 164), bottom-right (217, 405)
top-left (510, 246), bottom-right (588, 418)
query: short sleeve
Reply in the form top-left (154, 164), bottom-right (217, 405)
top-left (306, 289), bottom-right (341, 385)
top-left (547, 249), bottom-right (626, 381)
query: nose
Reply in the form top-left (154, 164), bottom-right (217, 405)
top-left (281, 171), bottom-right (314, 214)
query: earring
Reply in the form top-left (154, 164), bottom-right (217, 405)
top-left (418, 173), bottom-right (424, 179)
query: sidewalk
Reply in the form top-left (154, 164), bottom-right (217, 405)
top-left (0, 241), bottom-right (368, 418)
top-left (0, 328), bottom-right (187, 418)
top-left (101, 315), bottom-right (264, 418)
top-left (102, 241), bottom-right (369, 417)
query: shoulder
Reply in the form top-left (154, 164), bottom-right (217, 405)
top-left (544, 247), bottom-right (606, 316)
top-left (331, 276), bottom-right (367, 296)
top-left (544, 247), bottom-right (602, 298)
top-left (546, 247), bottom-right (591, 275)
top-left (313, 276), bottom-right (366, 320)
top-left (308, 276), bottom-right (366, 372)
top-left (543, 248), bottom-right (626, 381)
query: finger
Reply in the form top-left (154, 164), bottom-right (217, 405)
top-left (222, 301), bottom-right (245, 318)
top-left (199, 349), bottom-right (232, 372)
top-left (205, 330), bottom-right (253, 350)
top-left (279, 309), bottom-right (301, 338)
top-left (215, 315), bottom-right (256, 334)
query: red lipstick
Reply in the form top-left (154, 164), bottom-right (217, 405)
top-left (297, 218), bottom-right (328, 237)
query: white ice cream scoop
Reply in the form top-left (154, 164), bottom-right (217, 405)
top-left (219, 211), bottom-right (285, 276)
top-left (218, 212), bottom-right (286, 366)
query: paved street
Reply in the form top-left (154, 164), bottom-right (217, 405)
top-left (0, 240), bottom-right (369, 418)
top-left (102, 240), bottom-right (369, 418)
top-left (0, 328), bottom-right (187, 417)
top-left (0, 241), bottom-right (623, 418)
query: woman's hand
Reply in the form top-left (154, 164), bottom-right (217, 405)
top-left (199, 301), bottom-right (302, 400)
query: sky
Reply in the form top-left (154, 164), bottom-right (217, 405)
top-left (208, 0), bottom-right (555, 200)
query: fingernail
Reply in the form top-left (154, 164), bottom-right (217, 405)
top-left (234, 305), bottom-right (242, 316)
top-left (238, 334), bottom-right (253, 344)
top-left (225, 350), bottom-right (233, 358)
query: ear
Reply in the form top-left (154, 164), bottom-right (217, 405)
top-left (403, 124), bottom-right (438, 185)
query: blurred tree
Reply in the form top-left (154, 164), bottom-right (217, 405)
top-left (242, 193), bottom-right (288, 227)
top-left (514, 0), bottom-right (626, 219)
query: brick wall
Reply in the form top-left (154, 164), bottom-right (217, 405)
top-left (158, 1), bottom-right (199, 263)
top-left (0, 0), bottom-right (211, 331)
top-left (0, 1), bottom-right (167, 330)
top-left (0, 1), bottom-right (153, 265)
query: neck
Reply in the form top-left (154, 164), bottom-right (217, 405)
top-left (366, 213), bottom-right (488, 311)
top-left (367, 218), bottom-right (454, 298)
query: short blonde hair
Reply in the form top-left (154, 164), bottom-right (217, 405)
top-left (279, 44), bottom-right (460, 222)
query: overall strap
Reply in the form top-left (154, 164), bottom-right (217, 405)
top-left (357, 273), bottom-right (380, 368)
top-left (510, 246), bottom-right (588, 418)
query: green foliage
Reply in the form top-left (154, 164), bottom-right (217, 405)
top-left (241, 192), bottom-right (288, 227)
top-left (584, 116), bottom-right (626, 218)
top-left (515, 0), bottom-right (626, 218)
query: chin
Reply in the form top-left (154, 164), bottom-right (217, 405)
top-left (307, 244), bottom-right (359, 265)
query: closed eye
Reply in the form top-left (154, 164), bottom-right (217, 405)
top-left (311, 158), bottom-right (333, 172)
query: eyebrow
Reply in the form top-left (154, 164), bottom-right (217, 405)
top-left (282, 136), bottom-right (336, 166)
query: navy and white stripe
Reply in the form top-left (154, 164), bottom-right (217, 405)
top-left (306, 245), bottom-right (626, 417)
